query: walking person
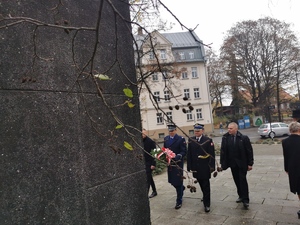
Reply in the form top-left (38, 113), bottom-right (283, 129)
top-left (282, 122), bottom-right (300, 219)
top-left (220, 122), bottom-right (254, 209)
top-left (163, 124), bottom-right (187, 209)
top-left (142, 129), bottom-right (157, 198)
top-left (187, 124), bottom-right (215, 212)
top-left (219, 122), bottom-right (224, 134)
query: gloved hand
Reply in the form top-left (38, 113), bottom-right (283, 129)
top-left (174, 154), bottom-right (182, 161)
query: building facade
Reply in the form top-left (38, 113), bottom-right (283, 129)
top-left (135, 30), bottom-right (213, 141)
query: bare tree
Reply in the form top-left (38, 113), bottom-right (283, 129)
top-left (221, 17), bottom-right (300, 119)
top-left (206, 48), bottom-right (229, 114)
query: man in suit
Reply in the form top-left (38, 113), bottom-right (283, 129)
top-left (220, 122), bottom-right (254, 209)
top-left (163, 124), bottom-right (187, 209)
top-left (187, 124), bottom-right (215, 212)
top-left (142, 129), bottom-right (157, 198)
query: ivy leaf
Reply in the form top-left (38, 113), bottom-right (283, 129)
top-left (124, 141), bottom-right (133, 151)
top-left (94, 74), bottom-right (112, 80)
top-left (127, 102), bottom-right (135, 108)
top-left (115, 124), bottom-right (123, 129)
top-left (123, 88), bottom-right (133, 98)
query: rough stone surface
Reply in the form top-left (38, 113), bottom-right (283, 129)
top-left (0, 1), bottom-right (150, 224)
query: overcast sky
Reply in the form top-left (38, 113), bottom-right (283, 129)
top-left (160, 0), bottom-right (300, 51)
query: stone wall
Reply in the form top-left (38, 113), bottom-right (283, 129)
top-left (0, 1), bottom-right (150, 224)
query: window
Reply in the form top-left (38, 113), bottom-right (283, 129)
top-left (196, 108), bottom-right (202, 120)
top-left (158, 133), bottom-right (165, 138)
top-left (160, 49), bottom-right (166, 59)
top-left (162, 71), bottom-right (167, 80)
top-left (189, 130), bottom-right (194, 136)
top-left (184, 89), bottom-right (190, 99)
top-left (153, 91), bottom-right (160, 102)
top-left (164, 90), bottom-right (170, 101)
top-left (149, 51), bottom-right (154, 60)
top-left (181, 72), bottom-right (188, 79)
top-left (166, 111), bottom-right (172, 123)
top-left (186, 110), bottom-right (193, 121)
top-left (189, 52), bottom-right (194, 59)
top-left (194, 88), bottom-right (200, 98)
top-left (191, 67), bottom-right (198, 78)
top-left (152, 73), bottom-right (158, 81)
top-left (179, 52), bottom-right (185, 60)
top-left (156, 113), bottom-right (163, 124)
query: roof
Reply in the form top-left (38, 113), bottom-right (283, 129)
top-left (162, 31), bottom-right (202, 48)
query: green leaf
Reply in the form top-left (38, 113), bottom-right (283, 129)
top-left (127, 102), bottom-right (135, 108)
top-left (115, 124), bottom-right (123, 129)
top-left (123, 88), bottom-right (133, 98)
top-left (124, 141), bottom-right (133, 151)
top-left (94, 74), bottom-right (112, 80)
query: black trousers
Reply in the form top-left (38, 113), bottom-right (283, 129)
top-left (146, 171), bottom-right (156, 193)
top-left (230, 166), bottom-right (249, 203)
top-left (173, 184), bottom-right (184, 205)
top-left (198, 179), bottom-right (211, 207)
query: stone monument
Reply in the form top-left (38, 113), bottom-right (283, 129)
top-left (0, 0), bottom-right (150, 224)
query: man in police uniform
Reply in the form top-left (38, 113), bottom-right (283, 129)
top-left (163, 124), bottom-right (187, 209)
top-left (187, 123), bottom-right (215, 212)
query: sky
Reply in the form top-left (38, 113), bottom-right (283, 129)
top-left (160, 0), bottom-right (300, 51)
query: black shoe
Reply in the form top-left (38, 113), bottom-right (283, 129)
top-left (204, 206), bottom-right (210, 213)
top-left (243, 202), bottom-right (249, 209)
top-left (149, 192), bottom-right (157, 198)
top-left (175, 203), bottom-right (182, 209)
top-left (297, 210), bottom-right (300, 219)
top-left (236, 197), bottom-right (243, 203)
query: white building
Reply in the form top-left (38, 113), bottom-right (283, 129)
top-left (135, 30), bottom-right (213, 141)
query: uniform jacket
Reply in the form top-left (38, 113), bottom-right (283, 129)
top-left (187, 135), bottom-right (215, 180)
top-left (163, 134), bottom-right (187, 186)
top-left (282, 134), bottom-right (300, 194)
top-left (143, 136), bottom-right (156, 173)
top-left (220, 131), bottom-right (254, 171)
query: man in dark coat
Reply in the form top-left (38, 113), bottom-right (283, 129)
top-left (220, 122), bottom-right (254, 209)
top-left (142, 129), bottom-right (157, 198)
top-left (163, 124), bottom-right (187, 209)
top-left (292, 109), bottom-right (300, 123)
top-left (282, 122), bottom-right (300, 218)
top-left (187, 124), bottom-right (215, 213)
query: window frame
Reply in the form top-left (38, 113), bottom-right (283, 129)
top-left (152, 73), bottom-right (158, 81)
top-left (184, 88), bottom-right (190, 99)
top-left (196, 108), bottom-right (203, 120)
top-left (194, 87), bottom-right (200, 99)
top-left (191, 67), bottom-right (198, 78)
top-left (189, 52), bottom-right (194, 59)
top-left (181, 71), bottom-right (188, 79)
top-left (156, 112), bottom-right (163, 124)
top-left (153, 91), bottom-right (160, 102)
top-left (166, 111), bottom-right (173, 123)
top-left (186, 110), bottom-right (193, 121)
top-left (160, 49), bottom-right (166, 59)
top-left (164, 90), bottom-right (170, 101)
top-left (179, 52), bottom-right (185, 60)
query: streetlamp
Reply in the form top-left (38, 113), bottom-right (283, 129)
top-left (296, 71), bottom-right (300, 100)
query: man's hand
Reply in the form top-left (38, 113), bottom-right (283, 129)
top-left (248, 165), bottom-right (253, 171)
top-left (173, 154), bottom-right (182, 161)
top-left (151, 165), bottom-right (156, 170)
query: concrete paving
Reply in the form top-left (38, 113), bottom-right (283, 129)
top-left (149, 144), bottom-right (300, 225)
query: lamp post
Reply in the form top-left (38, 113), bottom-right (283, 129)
top-left (296, 71), bottom-right (300, 100)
